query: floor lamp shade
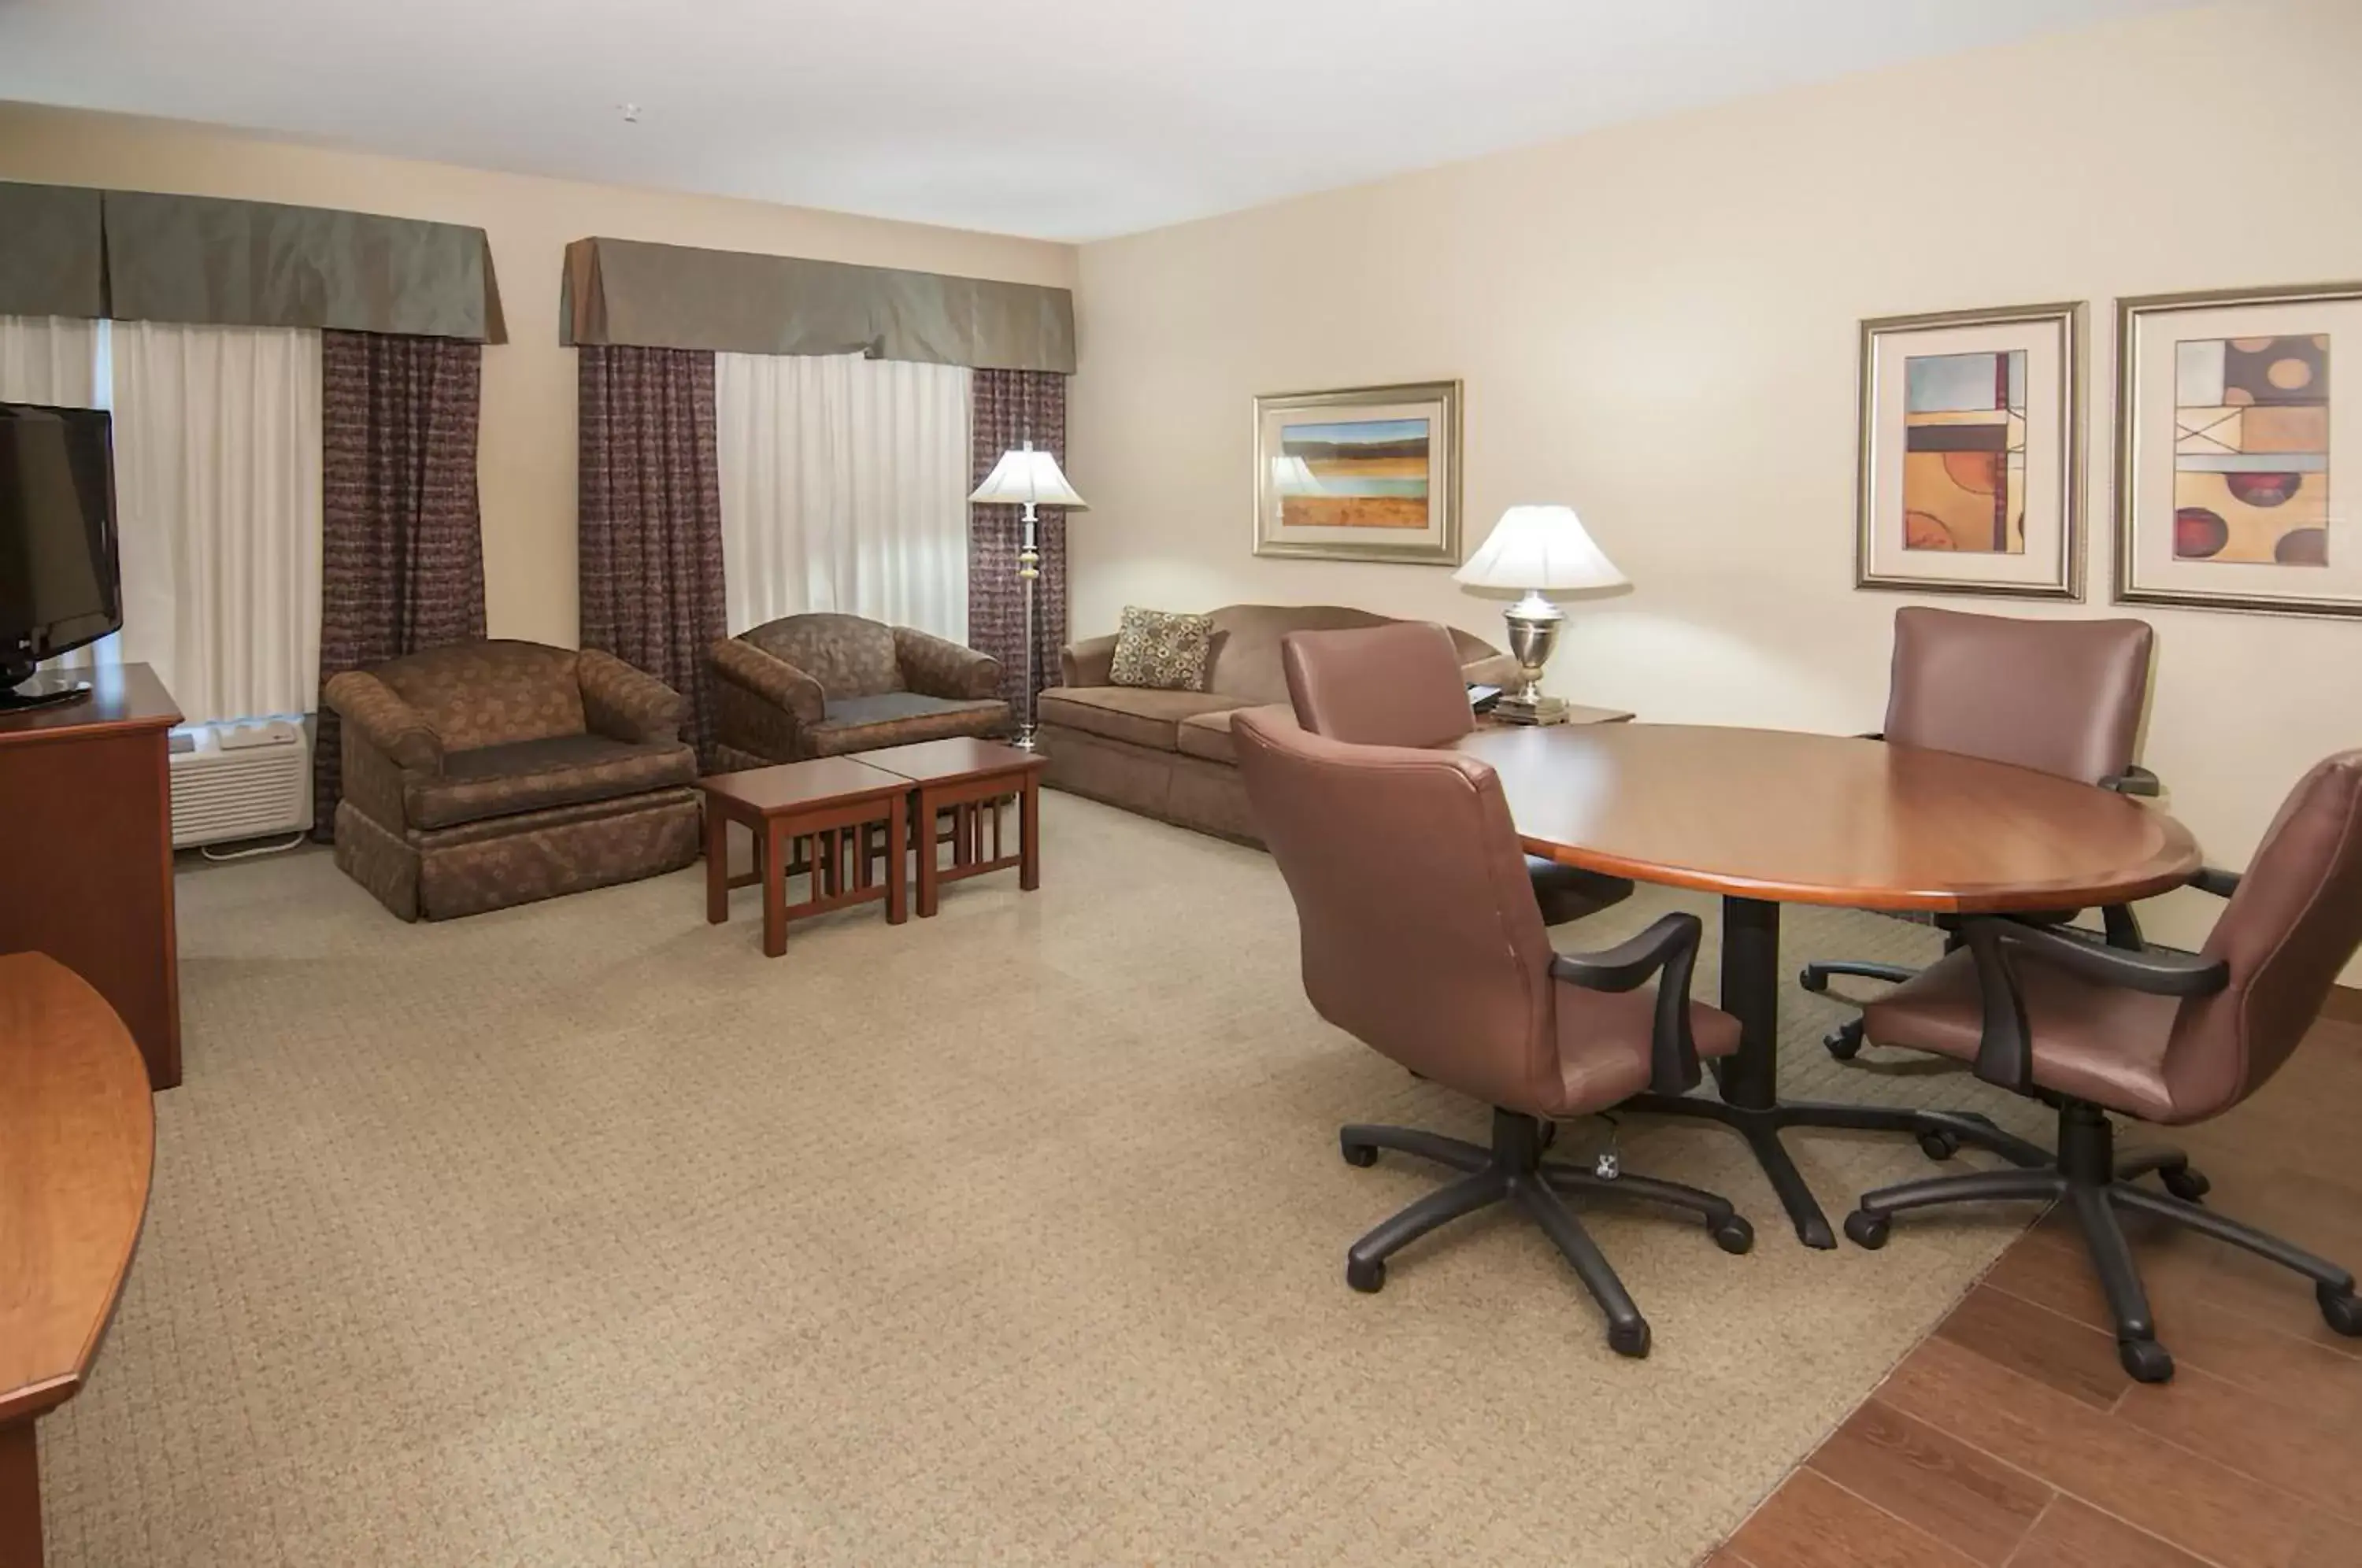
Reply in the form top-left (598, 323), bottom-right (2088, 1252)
top-left (969, 443), bottom-right (1087, 749)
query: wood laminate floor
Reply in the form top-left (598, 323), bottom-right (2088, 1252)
top-left (1716, 1015), bottom-right (2362, 1568)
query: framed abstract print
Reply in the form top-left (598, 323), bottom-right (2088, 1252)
top-left (1253, 380), bottom-right (1461, 565)
top-left (1856, 302), bottom-right (2084, 600)
top-left (2115, 281), bottom-right (2362, 618)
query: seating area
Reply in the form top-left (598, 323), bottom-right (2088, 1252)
top-left (5, 6), bottom-right (2362, 1566)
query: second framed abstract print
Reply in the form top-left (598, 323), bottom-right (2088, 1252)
top-left (1856, 302), bottom-right (2084, 600)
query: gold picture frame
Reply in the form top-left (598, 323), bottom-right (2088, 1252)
top-left (2114, 280), bottom-right (2362, 618)
top-left (1855, 301), bottom-right (2085, 601)
top-left (1252, 380), bottom-right (1462, 565)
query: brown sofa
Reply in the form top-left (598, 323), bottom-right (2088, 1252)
top-left (1038, 605), bottom-right (1516, 843)
top-left (709, 612), bottom-right (1009, 772)
top-left (324, 640), bottom-right (702, 921)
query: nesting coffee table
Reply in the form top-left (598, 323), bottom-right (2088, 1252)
top-left (696, 756), bottom-right (909, 956)
top-left (849, 738), bottom-right (1047, 917)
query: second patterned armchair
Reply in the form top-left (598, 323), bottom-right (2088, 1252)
top-left (709, 612), bottom-right (1009, 771)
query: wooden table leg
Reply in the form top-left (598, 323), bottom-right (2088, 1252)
top-left (703, 801), bottom-right (730, 925)
top-left (762, 819), bottom-right (790, 958)
top-left (887, 796), bottom-right (908, 925)
top-left (0, 1418), bottom-right (41, 1568)
top-left (1020, 775), bottom-right (1041, 892)
top-left (916, 788), bottom-right (941, 919)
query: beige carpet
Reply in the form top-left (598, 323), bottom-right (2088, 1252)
top-left (43, 792), bottom-right (2047, 1566)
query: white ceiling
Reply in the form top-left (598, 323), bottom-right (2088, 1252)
top-left (0, 0), bottom-right (2197, 242)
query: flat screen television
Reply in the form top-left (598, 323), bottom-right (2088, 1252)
top-left (0, 401), bottom-right (121, 707)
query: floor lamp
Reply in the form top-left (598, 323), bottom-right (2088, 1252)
top-left (968, 442), bottom-right (1087, 750)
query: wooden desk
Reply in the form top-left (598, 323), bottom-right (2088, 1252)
top-left (1453, 723), bottom-right (2202, 1248)
top-left (0, 664), bottom-right (183, 1090)
top-left (0, 953), bottom-right (157, 1568)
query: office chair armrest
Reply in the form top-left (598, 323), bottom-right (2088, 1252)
top-left (2100, 764), bottom-right (2161, 797)
top-left (1955, 916), bottom-right (2229, 1096)
top-left (2189, 866), bottom-right (2243, 900)
top-left (1551, 912), bottom-right (1705, 1096)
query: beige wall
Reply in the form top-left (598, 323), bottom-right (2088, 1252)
top-left (0, 100), bottom-right (1077, 649)
top-left (1068, 0), bottom-right (2362, 967)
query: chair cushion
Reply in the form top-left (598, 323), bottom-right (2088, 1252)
top-left (1175, 703), bottom-right (1292, 764)
top-left (405, 734), bottom-right (698, 830)
top-left (1863, 946), bottom-right (2181, 1122)
top-left (1550, 982), bottom-right (1742, 1115)
top-left (1035, 686), bottom-right (1242, 752)
top-left (805, 692), bottom-right (1009, 756)
top-left (370, 640), bottom-right (587, 752)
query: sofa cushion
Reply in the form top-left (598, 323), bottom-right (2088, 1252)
top-left (1036, 686), bottom-right (1242, 752)
top-left (1110, 606), bottom-right (1215, 691)
top-left (1175, 703), bottom-right (1293, 765)
top-left (370, 640), bottom-right (588, 752)
top-left (405, 734), bottom-right (698, 830)
top-left (805, 692), bottom-right (1009, 756)
top-left (1202, 606), bottom-right (1395, 703)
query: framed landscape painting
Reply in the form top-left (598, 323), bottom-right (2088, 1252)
top-left (1856, 302), bottom-right (2084, 600)
top-left (1253, 380), bottom-right (1461, 564)
top-left (2116, 280), bottom-right (2362, 618)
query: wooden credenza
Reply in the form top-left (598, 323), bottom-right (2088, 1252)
top-left (0, 664), bottom-right (182, 1090)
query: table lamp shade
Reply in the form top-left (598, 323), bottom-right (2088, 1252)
top-left (1453, 505), bottom-right (1625, 592)
top-left (968, 443), bottom-right (1088, 509)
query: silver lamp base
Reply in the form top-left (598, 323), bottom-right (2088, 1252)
top-left (1492, 590), bottom-right (1568, 726)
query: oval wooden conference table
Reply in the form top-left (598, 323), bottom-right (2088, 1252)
top-left (1450, 723), bottom-right (2203, 1248)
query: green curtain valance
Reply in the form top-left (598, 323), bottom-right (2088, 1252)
top-left (560, 236), bottom-right (1074, 374)
top-left (0, 181), bottom-right (505, 343)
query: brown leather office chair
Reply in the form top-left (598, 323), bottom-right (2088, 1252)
top-left (1231, 708), bottom-right (1753, 1358)
top-left (1279, 622), bottom-right (1635, 926)
top-left (1842, 752), bottom-right (2362, 1382)
top-left (1801, 607), bottom-right (2160, 1066)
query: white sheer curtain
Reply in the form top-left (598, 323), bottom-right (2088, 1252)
top-left (715, 351), bottom-right (972, 639)
top-left (108, 322), bottom-right (324, 723)
top-left (0, 314), bottom-right (102, 406)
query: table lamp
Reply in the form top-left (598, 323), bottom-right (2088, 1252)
top-left (1452, 505), bottom-right (1627, 725)
top-left (969, 442), bottom-right (1088, 750)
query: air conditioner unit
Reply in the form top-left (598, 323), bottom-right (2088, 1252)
top-left (168, 717), bottom-right (313, 849)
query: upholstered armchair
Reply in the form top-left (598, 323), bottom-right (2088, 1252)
top-left (323, 640), bottom-right (701, 921)
top-left (708, 612), bottom-right (1008, 771)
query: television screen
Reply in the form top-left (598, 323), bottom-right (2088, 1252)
top-left (0, 402), bottom-right (121, 680)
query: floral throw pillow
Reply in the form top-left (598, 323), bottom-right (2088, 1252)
top-left (1109, 606), bottom-right (1215, 692)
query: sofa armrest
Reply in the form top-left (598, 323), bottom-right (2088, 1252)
top-left (322, 670), bottom-right (443, 775)
top-left (1063, 633), bottom-right (1119, 688)
top-left (709, 637), bottom-right (825, 727)
top-left (894, 627), bottom-right (1002, 701)
top-left (579, 649), bottom-right (688, 745)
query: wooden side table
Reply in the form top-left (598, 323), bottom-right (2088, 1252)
top-left (847, 738), bottom-right (1048, 918)
top-left (696, 759), bottom-right (909, 956)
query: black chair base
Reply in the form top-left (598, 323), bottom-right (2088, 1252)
top-left (1338, 1107), bottom-right (1752, 1359)
top-left (1800, 960), bottom-right (1917, 1061)
top-left (1846, 1099), bottom-right (2362, 1382)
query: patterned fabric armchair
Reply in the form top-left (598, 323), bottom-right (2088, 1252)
top-left (709, 612), bottom-right (1008, 771)
top-left (323, 640), bottom-right (702, 920)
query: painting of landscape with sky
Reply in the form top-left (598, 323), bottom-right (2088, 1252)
top-left (1277, 416), bottom-right (1431, 528)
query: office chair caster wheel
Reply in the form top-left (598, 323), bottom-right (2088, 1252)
top-left (1345, 1255), bottom-right (1385, 1293)
top-left (2160, 1165), bottom-right (2210, 1202)
top-left (1340, 1136), bottom-right (1379, 1168)
top-left (1710, 1216), bottom-right (1754, 1256)
top-left (2319, 1283), bottom-right (2362, 1337)
top-left (1916, 1128), bottom-right (1961, 1163)
top-left (1843, 1210), bottom-right (1890, 1250)
top-left (1797, 964), bottom-right (1831, 994)
top-left (1824, 1021), bottom-right (1864, 1061)
top-left (2118, 1337), bottom-right (2175, 1383)
top-left (1606, 1318), bottom-right (1652, 1359)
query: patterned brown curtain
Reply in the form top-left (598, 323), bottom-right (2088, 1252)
top-left (968, 370), bottom-right (1069, 719)
top-left (313, 330), bottom-right (487, 838)
top-left (577, 345), bottom-right (727, 764)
